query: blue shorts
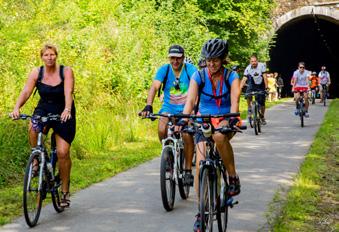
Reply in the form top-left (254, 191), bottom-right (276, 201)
top-left (158, 105), bottom-right (184, 114)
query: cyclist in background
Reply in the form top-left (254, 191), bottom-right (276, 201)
top-left (240, 55), bottom-right (268, 125)
top-left (178, 39), bottom-right (241, 231)
top-left (318, 66), bottom-right (331, 102)
top-left (309, 71), bottom-right (319, 103)
top-left (10, 44), bottom-right (75, 207)
top-left (198, 58), bottom-right (206, 69)
top-left (184, 56), bottom-right (194, 65)
top-left (292, 62), bottom-right (311, 117)
top-left (139, 45), bottom-right (197, 186)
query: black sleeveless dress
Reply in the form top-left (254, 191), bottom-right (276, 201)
top-left (33, 65), bottom-right (76, 144)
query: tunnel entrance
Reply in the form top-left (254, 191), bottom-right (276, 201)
top-left (269, 14), bottom-right (339, 98)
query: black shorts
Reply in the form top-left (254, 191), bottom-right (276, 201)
top-left (245, 90), bottom-right (266, 107)
top-left (33, 102), bottom-right (76, 145)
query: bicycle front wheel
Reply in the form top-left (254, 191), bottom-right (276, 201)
top-left (160, 146), bottom-right (176, 211)
top-left (23, 151), bottom-right (43, 227)
top-left (177, 149), bottom-right (190, 200)
top-left (217, 173), bottom-right (229, 232)
top-left (299, 107), bottom-right (304, 128)
top-left (252, 104), bottom-right (258, 135)
top-left (200, 167), bottom-right (214, 232)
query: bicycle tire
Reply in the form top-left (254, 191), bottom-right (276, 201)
top-left (323, 91), bottom-right (326, 106)
top-left (160, 146), bottom-right (176, 211)
top-left (257, 102), bottom-right (262, 133)
top-left (200, 167), bottom-right (214, 232)
top-left (300, 105), bottom-right (304, 128)
top-left (252, 104), bottom-right (258, 135)
top-left (217, 172), bottom-right (229, 232)
top-left (23, 151), bottom-right (43, 227)
top-left (51, 171), bottom-right (64, 213)
top-left (248, 116), bottom-right (253, 128)
top-left (177, 149), bottom-right (190, 200)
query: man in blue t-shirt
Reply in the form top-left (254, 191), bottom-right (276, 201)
top-left (140, 45), bottom-right (197, 185)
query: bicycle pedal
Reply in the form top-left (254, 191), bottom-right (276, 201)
top-left (227, 198), bottom-right (239, 208)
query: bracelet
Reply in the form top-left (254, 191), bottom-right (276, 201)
top-left (64, 108), bottom-right (71, 113)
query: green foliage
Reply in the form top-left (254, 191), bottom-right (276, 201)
top-left (0, 0), bottom-right (276, 224)
top-left (196, 0), bottom-right (275, 65)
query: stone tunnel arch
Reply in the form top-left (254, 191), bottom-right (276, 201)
top-left (269, 5), bottom-right (339, 97)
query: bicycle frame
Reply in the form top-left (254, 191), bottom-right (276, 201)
top-left (161, 121), bottom-right (184, 183)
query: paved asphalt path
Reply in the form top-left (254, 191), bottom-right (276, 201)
top-left (1, 100), bottom-right (329, 232)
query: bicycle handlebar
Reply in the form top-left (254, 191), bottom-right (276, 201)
top-left (244, 91), bottom-right (267, 97)
top-left (141, 113), bottom-right (246, 134)
top-left (10, 114), bottom-right (60, 122)
top-left (146, 112), bottom-right (240, 119)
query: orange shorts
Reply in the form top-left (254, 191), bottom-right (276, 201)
top-left (211, 117), bottom-right (225, 128)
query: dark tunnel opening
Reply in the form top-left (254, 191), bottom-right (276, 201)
top-left (269, 15), bottom-right (339, 98)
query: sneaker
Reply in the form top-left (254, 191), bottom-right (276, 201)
top-left (193, 213), bottom-right (201, 232)
top-left (183, 171), bottom-right (194, 187)
top-left (228, 175), bottom-right (241, 196)
top-left (261, 118), bottom-right (267, 125)
top-left (304, 112), bottom-right (309, 118)
top-left (294, 109), bottom-right (299, 116)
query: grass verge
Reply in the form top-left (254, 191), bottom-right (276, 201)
top-left (265, 99), bottom-right (339, 231)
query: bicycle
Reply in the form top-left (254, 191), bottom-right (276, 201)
top-left (144, 113), bottom-right (194, 211)
top-left (245, 91), bottom-right (266, 135)
top-left (295, 92), bottom-right (307, 127)
top-left (310, 88), bottom-right (317, 105)
top-left (321, 84), bottom-right (328, 106)
top-left (12, 114), bottom-right (64, 227)
top-left (173, 113), bottom-right (246, 232)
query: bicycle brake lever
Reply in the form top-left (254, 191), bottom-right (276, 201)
top-left (232, 126), bottom-right (243, 133)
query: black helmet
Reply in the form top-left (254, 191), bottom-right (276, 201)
top-left (201, 39), bottom-right (228, 60)
top-left (198, 58), bottom-right (207, 68)
top-left (184, 56), bottom-right (194, 65)
top-left (232, 65), bottom-right (239, 71)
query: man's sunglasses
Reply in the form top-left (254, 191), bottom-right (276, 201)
top-left (299, 66), bottom-right (305, 69)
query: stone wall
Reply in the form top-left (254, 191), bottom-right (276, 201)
top-left (273, 0), bottom-right (338, 17)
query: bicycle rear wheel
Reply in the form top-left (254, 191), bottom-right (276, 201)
top-left (177, 149), bottom-right (190, 200)
top-left (252, 104), bottom-right (258, 135)
top-left (248, 116), bottom-right (253, 128)
top-left (23, 151), bottom-right (43, 227)
top-left (51, 167), bottom-right (64, 213)
top-left (217, 173), bottom-right (229, 232)
top-left (200, 167), bottom-right (214, 232)
top-left (160, 146), bottom-right (176, 211)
